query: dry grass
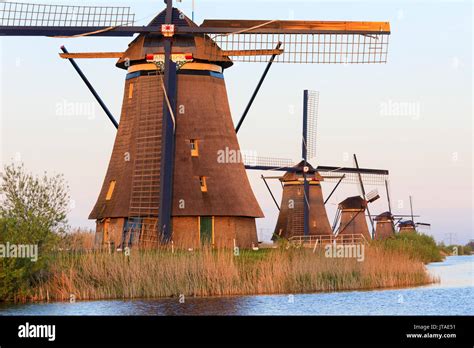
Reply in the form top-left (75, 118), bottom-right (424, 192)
top-left (24, 245), bottom-right (436, 302)
top-left (59, 228), bottom-right (95, 252)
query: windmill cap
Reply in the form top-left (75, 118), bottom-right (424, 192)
top-left (281, 160), bottom-right (322, 182)
top-left (339, 195), bottom-right (367, 210)
top-left (399, 220), bottom-right (415, 227)
top-left (375, 211), bottom-right (393, 221)
top-left (116, 7), bottom-right (233, 70)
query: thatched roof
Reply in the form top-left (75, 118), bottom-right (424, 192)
top-left (375, 211), bottom-right (393, 221)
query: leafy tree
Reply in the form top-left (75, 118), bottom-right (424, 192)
top-left (0, 163), bottom-right (70, 301)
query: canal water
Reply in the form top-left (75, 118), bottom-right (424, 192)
top-left (0, 255), bottom-right (473, 315)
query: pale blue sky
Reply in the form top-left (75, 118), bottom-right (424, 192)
top-left (0, 0), bottom-right (472, 244)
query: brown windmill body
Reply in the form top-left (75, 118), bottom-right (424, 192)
top-left (336, 196), bottom-right (371, 241)
top-left (89, 9), bottom-right (263, 249)
top-left (374, 211), bottom-right (395, 240)
top-left (273, 162), bottom-right (333, 240)
top-left (398, 221), bottom-right (417, 234)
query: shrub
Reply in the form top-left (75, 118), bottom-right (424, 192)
top-left (375, 232), bottom-right (443, 263)
top-left (0, 163), bottom-right (70, 301)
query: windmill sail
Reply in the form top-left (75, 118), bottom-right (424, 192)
top-left (306, 90), bottom-right (319, 161)
top-left (199, 19), bottom-right (390, 63)
top-left (243, 155), bottom-right (295, 169)
top-left (318, 167), bottom-right (388, 186)
top-left (366, 189), bottom-right (380, 203)
top-left (0, 2), bottom-right (136, 36)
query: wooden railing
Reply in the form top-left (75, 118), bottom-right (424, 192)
top-left (288, 234), bottom-right (367, 248)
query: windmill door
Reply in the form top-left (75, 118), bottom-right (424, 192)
top-left (199, 216), bottom-right (213, 245)
top-left (103, 219), bottom-right (110, 243)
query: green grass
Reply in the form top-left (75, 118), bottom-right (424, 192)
top-left (373, 232), bottom-right (443, 264)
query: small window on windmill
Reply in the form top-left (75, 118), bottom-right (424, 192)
top-left (199, 176), bottom-right (207, 192)
top-left (190, 139), bottom-right (199, 157)
top-left (106, 180), bottom-right (116, 201)
top-left (129, 83), bottom-right (134, 99)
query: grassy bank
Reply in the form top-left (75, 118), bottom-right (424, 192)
top-left (0, 164), bottom-right (438, 303)
top-left (438, 243), bottom-right (473, 256)
top-left (374, 232), bottom-right (444, 264)
top-left (16, 245), bottom-right (435, 302)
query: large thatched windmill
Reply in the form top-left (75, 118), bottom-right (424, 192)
top-left (0, 1), bottom-right (391, 249)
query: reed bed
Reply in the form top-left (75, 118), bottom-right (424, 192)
top-left (58, 228), bottom-right (95, 251)
top-left (24, 245), bottom-right (436, 302)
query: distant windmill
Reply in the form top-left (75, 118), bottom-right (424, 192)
top-left (331, 154), bottom-right (382, 241)
top-left (272, 163), bottom-right (333, 240)
top-left (374, 211), bottom-right (395, 240)
top-left (245, 92), bottom-right (389, 241)
top-left (397, 196), bottom-right (430, 234)
top-left (334, 196), bottom-right (371, 241)
top-left (374, 181), bottom-right (419, 240)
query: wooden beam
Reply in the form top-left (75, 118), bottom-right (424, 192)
top-left (59, 52), bottom-right (123, 59)
top-left (201, 20), bottom-right (391, 34)
top-left (222, 49), bottom-right (284, 57)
